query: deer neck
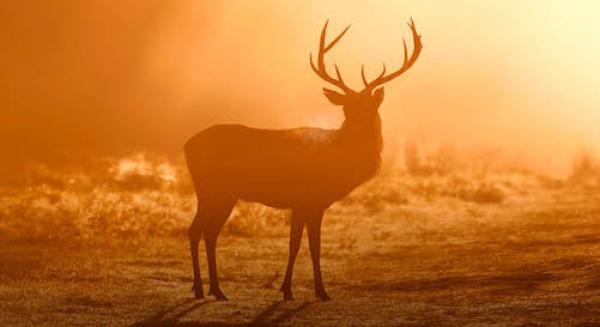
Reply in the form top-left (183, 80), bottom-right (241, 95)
top-left (337, 115), bottom-right (383, 158)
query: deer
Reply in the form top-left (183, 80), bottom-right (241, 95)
top-left (184, 19), bottom-right (422, 301)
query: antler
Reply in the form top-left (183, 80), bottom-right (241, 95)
top-left (310, 20), bottom-right (353, 94)
top-left (363, 18), bottom-right (422, 90)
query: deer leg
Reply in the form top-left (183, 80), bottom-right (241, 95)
top-left (204, 198), bottom-right (236, 301)
top-left (307, 212), bottom-right (330, 301)
top-left (188, 212), bottom-right (204, 299)
top-left (280, 212), bottom-right (304, 300)
top-left (204, 231), bottom-right (227, 300)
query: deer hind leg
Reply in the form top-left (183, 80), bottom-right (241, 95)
top-left (307, 211), bottom-right (330, 301)
top-left (188, 210), bottom-right (204, 299)
top-left (202, 196), bottom-right (236, 301)
top-left (280, 212), bottom-right (305, 300)
top-left (188, 195), bottom-right (236, 300)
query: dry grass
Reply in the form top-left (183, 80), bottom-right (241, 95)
top-left (2, 151), bottom-right (600, 326)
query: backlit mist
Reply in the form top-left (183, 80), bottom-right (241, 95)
top-left (2, 0), bottom-right (600, 175)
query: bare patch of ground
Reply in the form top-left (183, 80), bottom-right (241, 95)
top-left (2, 196), bottom-right (600, 326)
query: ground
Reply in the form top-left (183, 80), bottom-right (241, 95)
top-left (1, 155), bottom-right (600, 326)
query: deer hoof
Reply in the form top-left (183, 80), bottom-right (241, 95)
top-left (316, 291), bottom-right (331, 301)
top-left (282, 291), bottom-right (295, 301)
top-left (280, 283), bottom-right (295, 301)
top-left (191, 284), bottom-right (205, 299)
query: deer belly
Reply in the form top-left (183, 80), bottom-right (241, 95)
top-left (235, 174), bottom-right (355, 209)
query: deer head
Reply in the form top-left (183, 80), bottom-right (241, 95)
top-left (310, 19), bottom-right (422, 129)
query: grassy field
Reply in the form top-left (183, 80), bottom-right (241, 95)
top-left (2, 152), bottom-right (600, 326)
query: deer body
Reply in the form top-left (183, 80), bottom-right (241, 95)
top-left (185, 19), bottom-right (421, 301)
top-left (185, 123), bottom-right (381, 209)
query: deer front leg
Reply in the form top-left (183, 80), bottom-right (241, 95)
top-left (307, 212), bottom-right (330, 301)
top-left (280, 212), bottom-right (304, 300)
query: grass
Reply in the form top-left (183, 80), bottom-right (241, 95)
top-left (2, 151), bottom-right (600, 326)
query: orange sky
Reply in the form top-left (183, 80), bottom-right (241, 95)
top-left (2, 1), bottom-right (599, 175)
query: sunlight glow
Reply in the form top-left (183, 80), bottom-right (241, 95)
top-left (111, 154), bottom-right (178, 184)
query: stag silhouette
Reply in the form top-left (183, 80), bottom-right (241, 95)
top-left (184, 19), bottom-right (422, 301)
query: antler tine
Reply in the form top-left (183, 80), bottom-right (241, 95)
top-left (324, 24), bottom-right (351, 52)
top-left (402, 39), bottom-right (408, 66)
top-left (365, 18), bottom-right (423, 90)
top-left (310, 21), bottom-right (353, 93)
top-left (361, 65), bottom-right (369, 88)
top-left (334, 64), bottom-right (345, 84)
top-left (316, 20), bottom-right (330, 70)
top-left (378, 63), bottom-right (387, 79)
top-left (362, 63), bottom-right (387, 88)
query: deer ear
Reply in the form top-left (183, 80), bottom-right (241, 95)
top-left (323, 88), bottom-right (346, 106)
top-left (373, 87), bottom-right (384, 106)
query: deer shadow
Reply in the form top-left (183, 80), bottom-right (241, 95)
top-left (130, 299), bottom-right (316, 327)
top-left (349, 270), bottom-right (558, 297)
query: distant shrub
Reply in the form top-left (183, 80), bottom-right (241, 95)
top-left (223, 202), bottom-right (288, 237)
top-left (536, 174), bottom-right (565, 190)
top-left (405, 173), bottom-right (506, 204)
top-left (0, 185), bottom-right (194, 241)
top-left (410, 179), bottom-right (440, 200)
top-left (340, 173), bottom-right (409, 213)
top-left (458, 183), bottom-right (504, 204)
top-left (404, 142), bottom-right (460, 176)
top-left (24, 164), bottom-right (66, 188)
top-left (404, 142), bottom-right (423, 175)
top-left (569, 150), bottom-right (600, 188)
